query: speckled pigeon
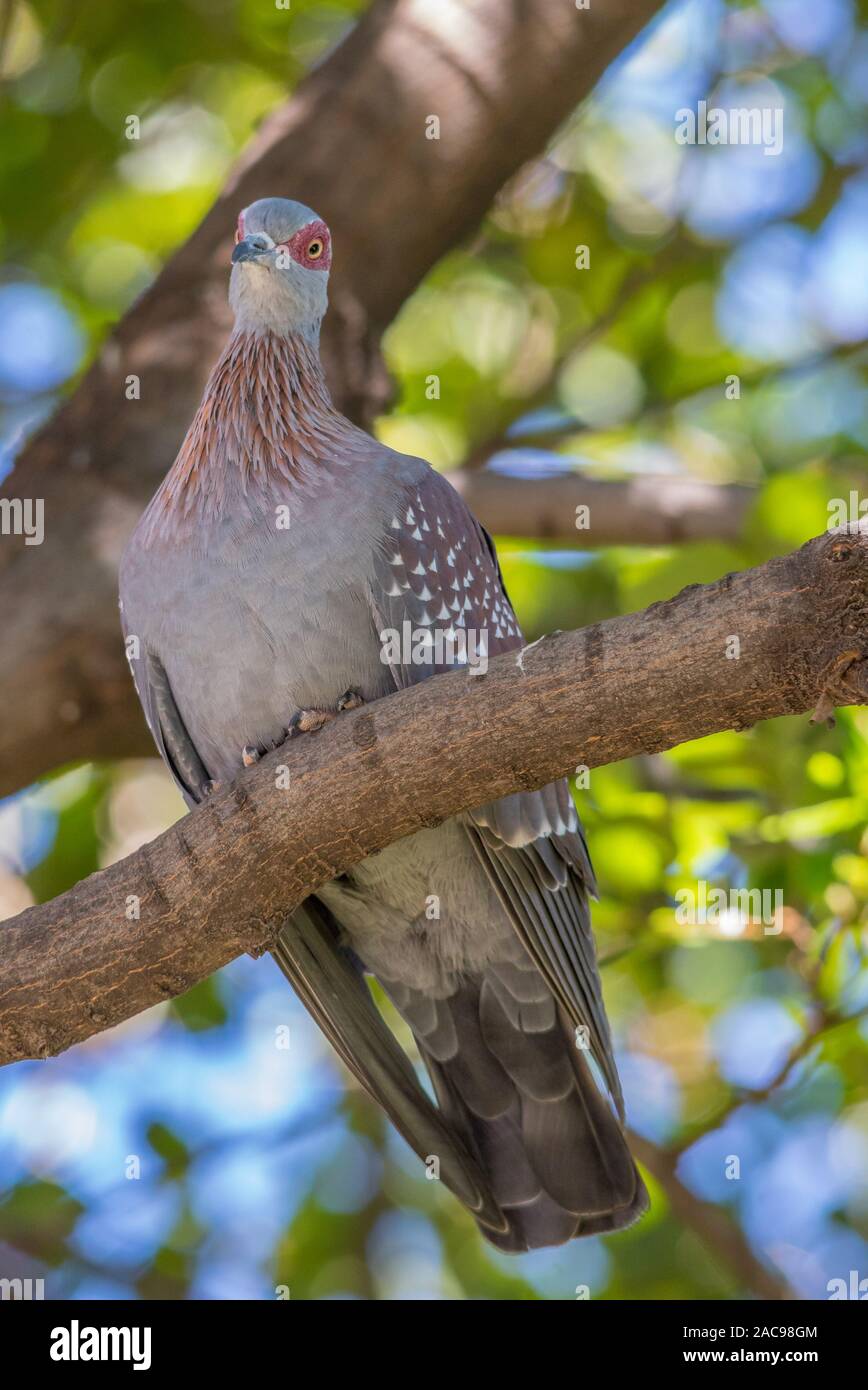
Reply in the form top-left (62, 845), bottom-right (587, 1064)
top-left (119, 198), bottom-right (648, 1249)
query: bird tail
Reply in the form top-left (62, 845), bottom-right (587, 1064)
top-left (388, 965), bottom-right (648, 1251)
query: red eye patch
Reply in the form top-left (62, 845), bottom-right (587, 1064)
top-left (277, 220), bottom-right (332, 271)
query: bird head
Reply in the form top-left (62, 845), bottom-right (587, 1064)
top-left (229, 197), bottom-right (331, 339)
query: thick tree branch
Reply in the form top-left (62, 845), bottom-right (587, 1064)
top-left (450, 471), bottom-right (754, 546)
top-left (1, 525), bottom-right (867, 1067)
top-left (0, 0), bottom-right (664, 799)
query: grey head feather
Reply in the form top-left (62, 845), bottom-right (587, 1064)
top-left (229, 196), bottom-right (330, 340)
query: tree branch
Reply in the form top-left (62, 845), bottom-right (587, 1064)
top-left (0, 0), bottom-right (665, 799)
top-left (627, 1132), bottom-right (795, 1300)
top-left (450, 471), bottom-right (754, 546)
top-left (1, 525), bottom-right (867, 1067)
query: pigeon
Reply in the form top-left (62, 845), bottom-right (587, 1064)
top-left (119, 197), bottom-right (648, 1250)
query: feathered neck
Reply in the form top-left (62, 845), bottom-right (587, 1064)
top-left (139, 330), bottom-right (362, 545)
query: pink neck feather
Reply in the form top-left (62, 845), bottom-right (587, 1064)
top-left (140, 331), bottom-right (362, 544)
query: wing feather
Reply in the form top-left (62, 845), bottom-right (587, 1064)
top-left (367, 468), bottom-right (624, 1116)
top-left (272, 899), bottom-right (506, 1232)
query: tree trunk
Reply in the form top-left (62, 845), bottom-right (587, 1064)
top-left (0, 0), bottom-right (665, 798)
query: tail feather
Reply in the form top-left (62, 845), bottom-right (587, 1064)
top-left (272, 905), bottom-right (509, 1238)
top-left (473, 1103), bottom-right (540, 1208)
top-left (385, 965), bottom-right (647, 1251)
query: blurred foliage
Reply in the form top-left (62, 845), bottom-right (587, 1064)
top-left (0, 0), bottom-right (867, 1301)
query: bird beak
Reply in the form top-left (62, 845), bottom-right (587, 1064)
top-left (231, 236), bottom-right (272, 265)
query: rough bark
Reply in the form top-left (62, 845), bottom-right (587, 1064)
top-left (1, 524), bottom-right (866, 1068)
top-left (0, 0), bottom-right (665, 800)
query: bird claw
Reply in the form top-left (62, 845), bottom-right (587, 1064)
top-left (286, 708), bottom-right (336, 738)
top-left (285, 691), bottom-right (365, 738)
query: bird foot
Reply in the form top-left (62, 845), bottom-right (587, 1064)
top-left (287, 707), bottom-right (336, 738)
top-left (241, 745), bottom-right (261, 767)
top-left (286, 690), bottom-right (365, 739)
top-left (202, 779), bottom-right (222, 796)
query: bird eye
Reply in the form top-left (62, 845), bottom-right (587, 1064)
top-left (306, 240), bottom-right (323, 259)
